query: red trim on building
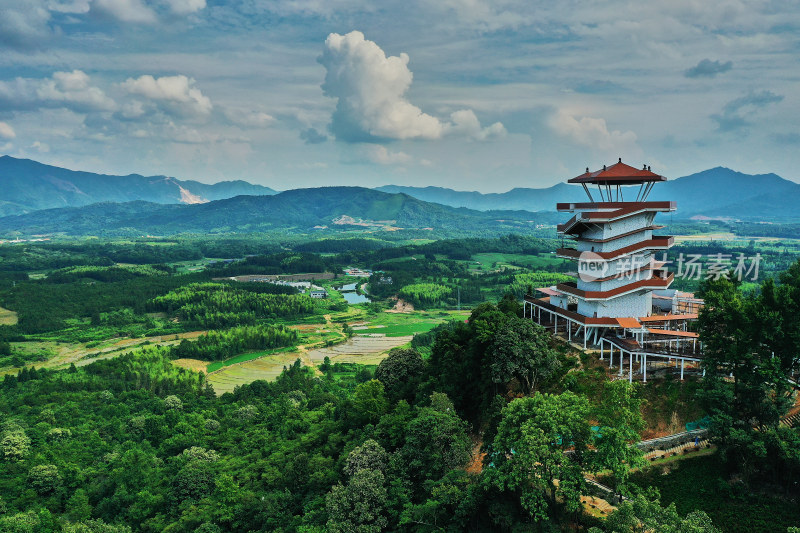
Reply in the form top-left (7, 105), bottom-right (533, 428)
top-left (556, 236), bottom-right (674, 261)
top-left (523, 295), bottom-right (620, 325)
top-left (568, 161), bottom-right (666, 185)
top-left (557, 201), bottom-right (675, 213)
top-left (555, 272), bottom-right (674, 300)
top-left (561, 225), bottom-right (663, 242)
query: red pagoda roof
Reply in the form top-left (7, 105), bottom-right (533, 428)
top-left (568, 159), bottom-right (666, 185)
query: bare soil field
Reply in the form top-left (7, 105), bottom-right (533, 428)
top-left (386, 299), bottom-right (414, 313)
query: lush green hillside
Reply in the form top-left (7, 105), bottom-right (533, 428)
top-left (0, 156), bottom-right (275, 216)
top-left (0, 187), bottom-right (559, 237)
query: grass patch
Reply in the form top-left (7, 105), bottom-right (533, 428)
top-left (0, 306), bottom-right (18, 326)
top-left (358, 309), bottom-right (469, 337)
top-left (468, 252), bottom-right (563, 271)
top-left (207, 346), bottom-right (297, 373)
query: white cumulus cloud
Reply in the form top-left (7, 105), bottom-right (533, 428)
top-left (31, 140), bottom-right (50, 153)
top-left (550, 110), bottom-right (640, 155)
top-left (446, 109), bottom-right (507, 140)
top-left (92, 0), bottom-right (158, 23)
top-left (0, 70), bottom-right (116, 113)
top-left (319, 31), bottom-right (503, 143)
top-left (223, 107), bottom-right (275, 128)
top-left (320, 31), bottom-right (442, 142)
top-left (121, 74), bottom-right (212, 117)
top-left (362, 144), bottom-right (412, 165)
top-left (0, 122), bottom-right (15, 139)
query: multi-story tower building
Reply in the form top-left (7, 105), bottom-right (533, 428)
top-left (523, 159), bottom-right (704, 381)
top-left (554, 159), bottom-right (675, 319)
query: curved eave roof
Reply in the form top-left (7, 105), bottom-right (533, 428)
top-left (569, 161), bottom-right (666, 185)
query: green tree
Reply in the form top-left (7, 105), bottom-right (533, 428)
top-left (67, 489), bottom-right (93, 522)
top-left (399, 396), bottom-right (472, 487)
top-left (344, 439), bottom-right (388, 477)
top-left (351, 380), bottom-right (389, 425)
top-left (375, 348), bottom-right (426, 403)
top-left (698, 276), bottom-right (797, 484)
top-left (1, 429), bottom-right (30, 461)
top-left (326, 469), bottom-right (388, 533)
top-left (594, 381), bottom-right (646, 497)
top-left (487, 316), bottom-right (559, 394)
top-left (63, 519), bottom-right (133, 533)
top-left (486, 392), bottom-right (591, 522)
top-left (164, 395), bottom-right (183, 410)
top-left (27, 464), bottom-right (62, 495)
top-left (591, 488), bottom-right (719, 532)
top-left (497, 292), bottom-right (522, 317)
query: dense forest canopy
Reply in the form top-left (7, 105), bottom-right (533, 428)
top-left (0, 232), bottom-right (798, 531)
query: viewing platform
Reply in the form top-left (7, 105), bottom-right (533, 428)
top-left (521, 159), bottom-right (703, 381)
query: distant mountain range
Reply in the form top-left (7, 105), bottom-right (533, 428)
top-left (0, 157), bottom-right (798, 237)
top-left (0, 156), bottom-right (275, 216)
top-left (0, 187), bottom-right (554, 236)
top-left (376, 183), bottom-right (586, 212)
top-left (379, 167), bottom-right (800, 220)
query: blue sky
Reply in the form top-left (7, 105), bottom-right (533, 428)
top-left (0, 0), bottom-right (798, 191)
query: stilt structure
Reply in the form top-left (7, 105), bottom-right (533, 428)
top-left (523, 159), bottom-right (704, 380)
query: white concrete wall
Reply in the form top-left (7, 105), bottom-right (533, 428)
top-left (577, 269), bottom-right (652, 292)
top-left (575, 229), bottom-right (653, 254)
top-left (576, 252), bottom-right (653, 288)
top-left (551, 295), bottom-right (569, 309)
top-left (577, 291), bottom-right (651, 318)
top-left (574, 212), bottom-right (653, 241)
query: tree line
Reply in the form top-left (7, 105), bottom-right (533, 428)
top-left (169, 325), bottom-right (298, 361)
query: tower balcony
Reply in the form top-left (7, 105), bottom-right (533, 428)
top-left (557, 201), bottom-right (675, 234)
top-left (556, 271), bottom-right (674, 300)
top-left (556, 236), bottom-right (674, 261)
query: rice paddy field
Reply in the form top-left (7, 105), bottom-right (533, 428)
top-left (201, 309), bottom-right (469, 395)
top-left (206, 351), bottom-right (314, 395)
top-left (0, 330), bottom-right (208, 377)
top-left (207, 335), bottom-right (413, 395)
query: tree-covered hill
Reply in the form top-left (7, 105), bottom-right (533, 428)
top-left (0, 187), bottom-right (558, 236)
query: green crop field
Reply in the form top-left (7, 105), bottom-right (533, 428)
top-left (468, 252), bottom-right (564, 271)
top-left (206, 346), bottom-right (298, 373)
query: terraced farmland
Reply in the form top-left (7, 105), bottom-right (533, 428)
top-left (207, 351), bottom-right (311, 395)
top-left (305, 334), bottom-right (413, 365)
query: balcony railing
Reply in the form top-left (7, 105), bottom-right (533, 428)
top-left (556, 236), bottom-right (674, 261)
top-left (556, 272), bottom-right (674, 300)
